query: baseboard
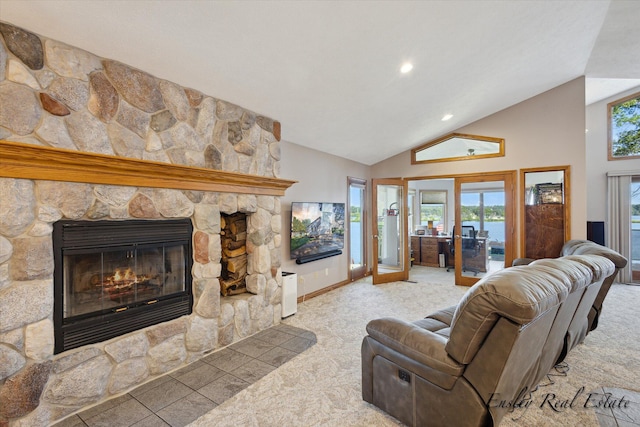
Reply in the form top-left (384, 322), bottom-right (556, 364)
top-left (297, 279), bottom-right (351, 303)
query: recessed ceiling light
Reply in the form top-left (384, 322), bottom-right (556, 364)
top-left (400, 63), bottom-right (413, 74)
top-left (442, 114), bottom-right (453, 121)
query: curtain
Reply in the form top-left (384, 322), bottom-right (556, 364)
top-left (421, 190), bottom-right (447, 204)
top-left (606, 172), bottom-right (633, 283)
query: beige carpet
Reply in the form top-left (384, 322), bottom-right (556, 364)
top-left (189, 267), bottom-right (640, 426)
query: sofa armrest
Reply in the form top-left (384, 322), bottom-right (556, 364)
top-left (366, 317), bottom-right (463, 377)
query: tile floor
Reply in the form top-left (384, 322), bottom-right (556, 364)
top-left (52, 324), bottom-right (316, 427)
top-left (593, 387), bottom-right (640, 427)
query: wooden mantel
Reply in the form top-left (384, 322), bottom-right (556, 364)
top-left (0, 140), bottom-right (296, 196)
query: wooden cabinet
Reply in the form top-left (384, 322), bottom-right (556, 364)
top-left (410, 235), bottom-right (487, 272)
top-left (411, 236), bottom-right (450, 267)
top-left (410, 236), bottom-right (421, 265)
top-left (524, 204), bottom-right (565, 259)
top-left (420, 237), bottom-right (440, 267)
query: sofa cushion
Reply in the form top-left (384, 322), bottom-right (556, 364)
top-left (561, 239), bottom-right (589, 256)
top-left (446, 263), bottom-right (572, 364)
top-left (563, 254), bottom-right (616, 282)
top-left (561, 240), bottom-right (627, 268)
top-left (426, 305), bottom-right (456, 325)
top-left (366, 317), bottom-right (463, 377)
top-left (529, 257), bottom-right (593, 292)
top-left (413, 318), bottom-right (451, 339)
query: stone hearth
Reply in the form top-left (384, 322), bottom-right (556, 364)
top-left (0, 22), bottom-right (293, 427)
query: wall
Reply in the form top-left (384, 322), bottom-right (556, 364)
top-left (586, 85), bottom-right (640, 222)
top-left (279, 141), bottom-right (370, 297)
top-left (371, 77), bottom-right (588, 252)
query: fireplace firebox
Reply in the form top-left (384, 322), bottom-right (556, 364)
top-left (53, 219), bottom-right (193, 354)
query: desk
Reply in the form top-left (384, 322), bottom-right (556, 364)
top-left (411, 235), bottom-right (488, 272)
top-left (411, 236), bottom-right (451, 268)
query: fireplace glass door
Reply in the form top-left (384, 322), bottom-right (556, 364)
top-left (53, 219), bottom-right (193, 354)
top-left (63, 243), bottom-right (187, 319)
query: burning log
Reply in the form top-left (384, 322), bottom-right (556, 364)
top-left (94, 268), bottom-right (159, 302)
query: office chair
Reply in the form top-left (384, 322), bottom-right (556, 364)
top-left (446, 227), bottom-right (455, 272)
top-left (446, 226), bottom-right (480, 275)
top-left (461, 225), bottom-right (480, 276)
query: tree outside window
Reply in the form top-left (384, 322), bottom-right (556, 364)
top-left (609, 91), bottom-right (640, 160)
top-left (420, 203), bottom-right (445, 227)
top-left (419, 190), bottom-right (447, 232)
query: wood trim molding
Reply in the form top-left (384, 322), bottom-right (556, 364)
top-left (0, 140), bottom-right (296, 196)
top-left (296, 278), bottom-right (353, 303)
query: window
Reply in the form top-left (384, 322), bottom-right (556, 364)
top-left (462, 189), bottom-right (506, 244)
top-left (411, 133), bottom-right (505, 164)
top-left (420, 190), bottom-right (447, 232)
top-left (608, 91), bottom-right (640, 160)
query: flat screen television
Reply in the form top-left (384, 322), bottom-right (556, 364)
top-left (290, 202), bottom-right (345, 262)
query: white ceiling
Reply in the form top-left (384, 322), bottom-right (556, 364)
top-left (1, 0), bottom-right (639, 165)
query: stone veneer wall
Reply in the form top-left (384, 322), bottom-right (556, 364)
top-left (0, 22), bottom-right (284, 427)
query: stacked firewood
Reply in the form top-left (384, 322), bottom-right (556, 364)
top-left (220, 212), bottom-right (248, 296)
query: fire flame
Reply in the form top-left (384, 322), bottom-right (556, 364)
top-left (97, 267), bottom-right (156, 301)
top-left (113, 268), bottom-right (137, 282)
top-left (108, 268), bottom-right (149, 286)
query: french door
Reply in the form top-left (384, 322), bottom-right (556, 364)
top-left (372, 178), bottom-right (409, 284)
top-left (454, 172), bottom-right (515, 286)
top-left (348, 177), bottom-right (367, 281)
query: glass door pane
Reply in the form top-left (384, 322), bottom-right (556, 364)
top-left (63, 243), bottom-right (187, 319)
top-left (459, 182), bottom-right (505, 279)
top-left (520, 167), bottom-right (570, 259)
top-left (349, 177), bottom-right (367, 281)
top-left (372, 178), bottom-right (408, 284)
top-left (455, 172), bottom-right (514, 287)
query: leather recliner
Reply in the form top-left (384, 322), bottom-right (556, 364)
top-left (361, 254), bottom-right (615, 427)
top-left (513, 240), bottom-right (627, 334)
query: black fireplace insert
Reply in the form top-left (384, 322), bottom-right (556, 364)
top-left (53, 219), bottom-right (193, 354)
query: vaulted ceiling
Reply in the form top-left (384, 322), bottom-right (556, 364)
top-left (1, 0), bottom-right (639, 165)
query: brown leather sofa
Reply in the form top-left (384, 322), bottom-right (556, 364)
top-left (513, 240), bottom-right (628, 335)
top-left (361, 254), bottom-right (615, 427)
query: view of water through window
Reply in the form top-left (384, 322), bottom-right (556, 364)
top-left (461, 191), bottom-right (505, 244)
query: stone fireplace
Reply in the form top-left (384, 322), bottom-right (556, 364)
top-left (0, 22), bottom-right (295, 426)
